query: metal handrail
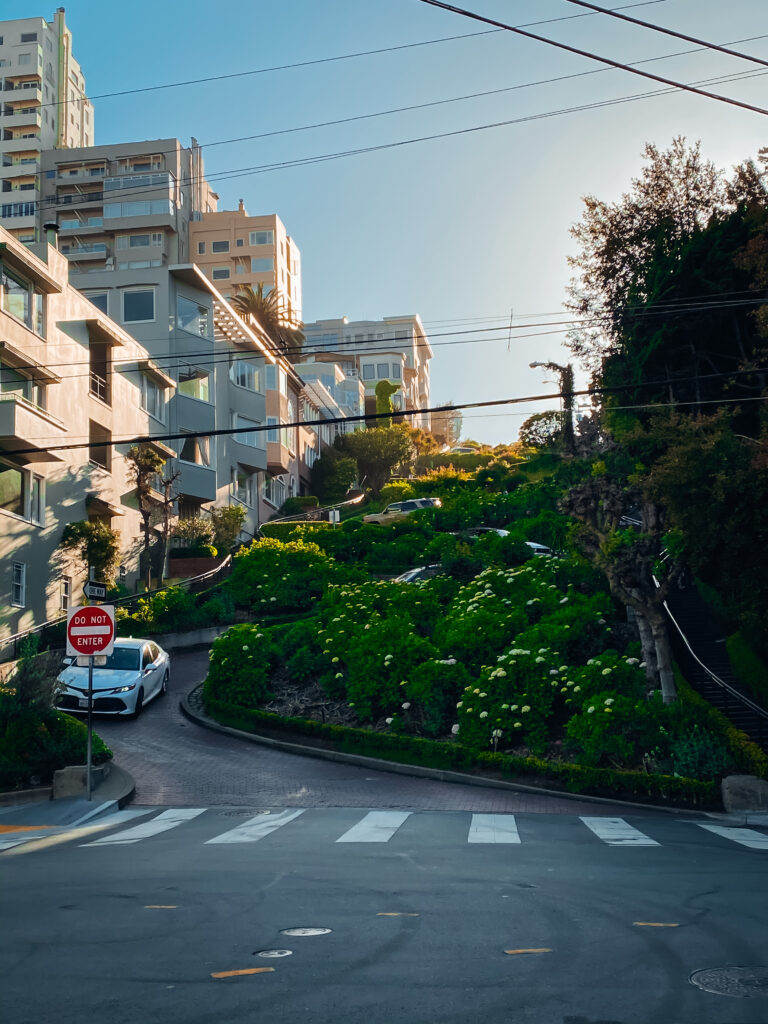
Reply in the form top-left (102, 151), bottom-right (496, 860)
top-left (664, 599), bottom-right (768, 722)
top-left (0, 555), bottom-right (233, 661)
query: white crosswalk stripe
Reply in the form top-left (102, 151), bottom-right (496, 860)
top-left (580, 816), bottom-right (660, 846)
top-left (336, 811), bottom-right (411, 843)
top-left (0, 833), bottom-right (48, 851)
top-left (695, 823), bottom-right (768, 850)
top-left (468, 814), bottom-right (520, 844)
top-left (82, 808), bottom-right (206, 846)
top-left (205, 808), bottom-right (305, 845)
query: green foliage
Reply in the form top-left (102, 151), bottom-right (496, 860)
top-left (208, 505), bottom-right (247, 552)
top-left (375, 379), bottom-right (401, 425)
top-left (668, 725), bottom-right (733, 780)
top-left (310, 449), bottom-right (358, 503)
top-left (726, 632), bottom-right (768, 709)
top-left (337, 424), bottom-right (414, 496)
top-left (59, 520), bottom-right (121, 586)
top-left (203, 624), bottom-right (276, 708)
top-left (279, 495), bottom-right (319, 517)
top-left (198, 590), bottom-right (236, 626)
top-left (130, 587), bottom-right (199, 632)
top-left (172, 516), bottom-right (216, 547)
top-left (404, 659), bottom-right (472, 737)
top-left (380, 481), bottom-right (416, 504)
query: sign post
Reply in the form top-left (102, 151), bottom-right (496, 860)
top-left (66, 605), bottom-right (116, 800)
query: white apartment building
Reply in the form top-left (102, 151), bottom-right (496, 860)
top-left (301, 315), bottom-right (432, 429)
top-left (0, 226), bottom-right (171, 637)
top-left (0, 9), bottom-right (93, 243)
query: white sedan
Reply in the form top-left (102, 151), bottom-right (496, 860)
top-left (56, 638), bottom-right (170, 717)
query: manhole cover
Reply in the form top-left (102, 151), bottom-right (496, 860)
top-left (255, 949), bottom-right (292, 958)
top-left (280, 927), bottom-right (332, 937)
top-left (221, 810), bottom-right (269, 817)
top-left (690, 967), bottom-right (768, 997)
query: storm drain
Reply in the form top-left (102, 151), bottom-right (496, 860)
top-left (689, 967), bottom-right (768, 998)
top-left (255, 949), bottom-right (293, 959)
top-left (280, 927), bottom-right (332, 937)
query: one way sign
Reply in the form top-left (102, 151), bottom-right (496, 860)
top-left (83, 581), bottom-right (108, 601)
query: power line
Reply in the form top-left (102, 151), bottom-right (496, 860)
top-left (4, 367), bottom-right (765, 457)
top-left (36, 2), bottom-right (670, 113)
top-left (563, 1), bottom-right (768, 70)
top-left (417, 0), bottom-right (768, 117)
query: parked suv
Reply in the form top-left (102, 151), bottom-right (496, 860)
top-left (363, 497), bottom-right (441, 525)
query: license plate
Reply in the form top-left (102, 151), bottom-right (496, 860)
top-left (78, 698), bottom-right (88, 708)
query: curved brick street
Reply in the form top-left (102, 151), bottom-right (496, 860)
top-left (90, 650), bottom-right (638, 814)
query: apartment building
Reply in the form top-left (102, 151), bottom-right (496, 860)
top-left (0, 9), bottom-right (93, 243)
top-left (189, 204), bottom-right (302, 325)
top-left (301, 315), bottom-right (432, 429)
top-left (0, 227), bottom-right (176, 636)
top-left (292, 358), bottom-right (365, 430)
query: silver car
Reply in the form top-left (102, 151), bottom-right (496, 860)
top-left (56, 638), bottom-right (170, 717)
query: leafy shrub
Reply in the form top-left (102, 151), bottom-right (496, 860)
top-left (668, 724), bottom-right (733, 780)
top-left (130, 587), bottom-right (200, 632)
top-left (726, 632), bottom-right (768, 709)
top-left (203, 624), bottom-right (276, 708)
top-left (198, 590), bottom-right (236, 625)
top-left (279, 496), bottom-right (320, 517)
top-left (380, 481), bottom-right (416, 504)
top-left (228, 538), bottom-right (359, 611)
top-left (404, 659), bottom-right (472, 737)
top-left (209, 505), bottom-right (247, 552)
top-left (0, 704), bottom-right (111, 789)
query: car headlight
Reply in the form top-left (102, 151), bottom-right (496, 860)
top-left (111, 684), bottom-right (137, 693)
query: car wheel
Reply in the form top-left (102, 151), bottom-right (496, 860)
top-left (160, 671), bottom-right (169, 696)
top-left (133, 687), bottom-right (144, 717)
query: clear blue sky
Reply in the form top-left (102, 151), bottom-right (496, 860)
top-left (33, 0), bottom-right (768, 442)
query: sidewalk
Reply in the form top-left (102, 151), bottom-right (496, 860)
top-left (0, 763), bottom-right (134, 828)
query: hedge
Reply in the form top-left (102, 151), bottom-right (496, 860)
top-left (259, 522), bottom-right (333, 541)
top-left (203, 696), bottom-right (719, 809)
top-left (726, 633), bottom-right (768, 711)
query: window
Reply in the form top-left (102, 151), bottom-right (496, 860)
top-left (30, 474), bottom-right (43, 525)
top-left (197, 241), bottom-right (205, 255)
top-left (236, 238), bottom-right (244, 248)
top-left (235, 264), bottom-right (245, 275)
top-left (377, 362), bottom-right (389, 378)
top-left (18, 53), bottom-right (32, 66)
top-left (230, 359), bottom-right (260, 392)
top-left (211, 266), bottom-right (230, 280)
top-left (178, 368), bottom-right (210, 402)
top-left (232, 468), bottom-right (255, 506)
top-left (11, 563), bottom-right (26, 608)
top-left (117, 260), bottom-right (163, 270)
top-left (104, 199), bottom-right (174, 218)
top-left (391, 363), bottom-right (402, 379)
top-left (179, 434), bottom-right (210, 466)
top-left (362, 364), bottom-right (375, 380)
top-left (0, 463), bottom-right (26, 517)
top-left (211, 240), bottom-right (229, 253)
top-left (176, 294), bottom-right (210, 337)
top-left (1, 265), bottom-right (38, 332)
top-left (60, 576), bottom-right (71, 612)
top-left (263, 475), bottom-right (286, 507)
top-left (123, 288), bottom-right (154, 323)
top-left (89, 421), bottom-right (111, 471)
top-left (249, 230), bottom-right (274, 246)
top-left (251, 257), bottom-right (274, 272)
top-left (116, 233), bottom-right (163, 249)
top-left (84, 291), bottom-right (108, 314)
top-left (141, 375), bottom-right (165, 422)
top-left (0, 361), bottom-right (44, 409)
top-left (266, 416), bottom-right (279, 443)
top-left (234, 415), bottom-right (262, 448)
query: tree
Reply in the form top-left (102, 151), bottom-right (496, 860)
top-left (208, 505), bottom-right (247, 553)
top-left (337, 424), bottom-right (415, 496)
top-left (126, 444), bottom-right (166, 590)
top-left (430, 402), bottom-right (463, 447)
top-left (518, 411), bottom-right (562, 450)
top-left (59, 521), bottom-right (121, 588)
top-left (310, 448), bottom-right (358, 504)
top-left (230, 283), bottom-right (304, 361)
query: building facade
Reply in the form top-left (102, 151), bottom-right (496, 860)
top-left (0, 227), bottom-right (171, 637)
top-left (0, 9), bottom-right (94, 243)
top-left (301, 315), bottom-right (432, 428)
top-left (189, 204), bottom-right (302, 325)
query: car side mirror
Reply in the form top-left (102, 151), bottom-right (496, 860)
top-left (144, 665), bottom-right (153, 675)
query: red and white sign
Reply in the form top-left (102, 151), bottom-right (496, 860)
top-left (66, 605), bottom-right (116, 657)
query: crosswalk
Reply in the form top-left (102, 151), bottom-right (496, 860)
top-left (1, 809), bottom-right (767, 856)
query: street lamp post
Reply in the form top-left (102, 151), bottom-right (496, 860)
top-left (529, 360), bottom-right (576, 455)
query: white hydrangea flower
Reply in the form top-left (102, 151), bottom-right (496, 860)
top-left (479, 711), bottom-right (488, 719)
top-left (587, 706), bottom-right (595, 714)
top-left (402, 702), bottom-right (411, 710)
top-left (451, 724), bottom-right (460, 735)
top-left (602, 668), bottom-right (612, 676)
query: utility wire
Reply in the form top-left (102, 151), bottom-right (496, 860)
top-left (563, 1), bottom-right (768, 70)
top-left (37, 1), bottom-right (669, 112)
top-left (5, 367), bottom-right (766, 457)
top-left (417, 0), bottom-right (768, 117)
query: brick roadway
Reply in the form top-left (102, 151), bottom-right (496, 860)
top-left (94, 650), bottom-right (637, 814)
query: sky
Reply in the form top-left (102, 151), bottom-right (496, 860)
top-left (19, 0), bottom-right (768, 443)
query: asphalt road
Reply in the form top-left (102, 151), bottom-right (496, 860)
top-left (90, 649), bottom-right (641, 814)
top-left (2, 806), bottom-right (767, 1024)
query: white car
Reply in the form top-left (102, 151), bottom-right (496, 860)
top-left (56, 638), bottom-right (170, 717)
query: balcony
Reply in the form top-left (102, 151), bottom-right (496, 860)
top-left (267, 440), bottom-right (292, 475)
top-left (231, 439), bottom-right (266, 474)
top-left (0, 393), bottom-right (65, 463)
top-left (1, 136), bottom-right (41, 154)
top-left (60, 242), bottom-right (108, 261)
top-left (58, 217), bottom-right (104, 234)
top-left (5, 86), bottom-right (42, 105)
top-left (55, 190), bottom-right (103, 209)
top-left (175, 460), bottom-right (216, 502)
top-left (0, 162), bottom-right (39, 180)
top-left (0, 110), bottom-right (41, 130)
top-left (55, 166), bottom-right (107, 184)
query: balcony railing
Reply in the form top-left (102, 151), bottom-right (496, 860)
top-left (89, 372), bottom-right (110, 404)
top-left (57, 191), bottom-right (104, 206)
top-left (61, 242), bottom-right (107, 256)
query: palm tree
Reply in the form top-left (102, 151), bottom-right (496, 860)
top-left (229, 283), bottom-right (304, 361)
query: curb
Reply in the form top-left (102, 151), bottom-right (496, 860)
top-left (180, 690), bottom-right (706, 817)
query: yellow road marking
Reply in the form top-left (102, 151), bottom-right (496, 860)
top-left (377, 912), bottom-right (420, 917)
top-left (211, 968), bottom-right (275, 979)
top-left (1, 820), bottom-right (129, 856)
top-left (0, 825), bottom-right (53, 833)
top-left (504, 948), bottom-right (552, 955)
top-left (633, 922), bottom-right (679, 927)
top-left (145, 905), bottom-right (177, 909)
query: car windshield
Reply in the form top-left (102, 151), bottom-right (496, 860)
top-left (95, 648), bottom-right (141, 671)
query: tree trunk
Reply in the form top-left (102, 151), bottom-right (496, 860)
top-left (648, 606), bottom-right (677, 704)
top-left (633, 608), bottom-right (659, 695)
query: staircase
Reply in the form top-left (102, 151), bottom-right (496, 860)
top-left (664, 586), bottom-right (768, 748)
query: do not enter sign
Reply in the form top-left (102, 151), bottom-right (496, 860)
top-left (66, 605), bottom-right (116, 657)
